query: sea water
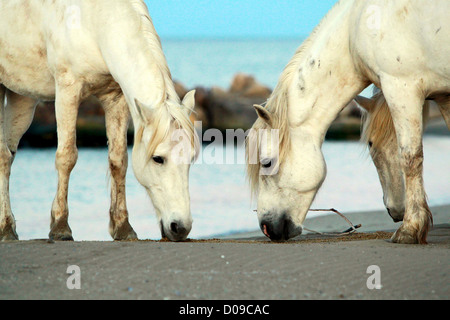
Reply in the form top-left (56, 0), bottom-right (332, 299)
top-left (10, 136), bottom-right (450, 241)
top-left (162, 38), bottom-right (302, 89)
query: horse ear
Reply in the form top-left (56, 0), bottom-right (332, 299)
top-left (354, 96), bottom-right (375, 112)
top-left (182, 90), bottom-right (196, 115)
top-left (254, 104), bottom-right (272, 126)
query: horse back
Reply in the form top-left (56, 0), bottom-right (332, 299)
top-left (350, 0), bottom-right (450, 95)
top-left (0, 0), bottom-right (111, 101)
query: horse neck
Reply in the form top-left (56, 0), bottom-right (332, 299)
top-left (96, 1), bottom-right (179, 125)
top-left (286, 0), bottom-right (367, 144)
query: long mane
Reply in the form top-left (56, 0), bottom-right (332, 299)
top-left (245, 1), bottom-right (344, 195)
top-left (131, 0), bottom-right (198, 159)
top-left (130, 0), bottom-right (179, 103)
top-left (360, 90), bottom-right (396, 152)
top-left (136, 102), bottom-right (199, 161)
top-left (361, 88), bottom-right (430, 155)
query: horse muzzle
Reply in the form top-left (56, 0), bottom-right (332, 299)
top-left (260, 214), bottom-right (302, 241)
top-left (160, 219), bottom-right (192, 242)
top-left (386, 207), bottom-right (405, 223)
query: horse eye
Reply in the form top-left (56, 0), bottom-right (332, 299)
top-left (152, 156), bottom-right (165, 164)
top-left (261, 160), bottom-right (272, 169)
top-left (368, 141), bottom-right (373, 148)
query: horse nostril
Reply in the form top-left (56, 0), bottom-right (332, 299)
top-left (262, 224), bottom-right (271, 239)
top-left (261, 216), bottom-right (301, 241)
top-left (171, 222), bottom-right (179, 234)
top-left (260, 221), bottom-right (283, 240)
top-left (170, 221), bottom-right (189, 237)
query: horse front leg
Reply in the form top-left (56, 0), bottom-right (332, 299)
top-left (49, 81), bottom-right (81, 241)
top-left (100, 91), bottom-right (137, 241)
top-left (383, 80), bottom-right (432, 244)
top-left (0, 85), bottom-right (18, 241)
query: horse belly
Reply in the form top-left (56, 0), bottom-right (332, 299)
top-left (0, 1), bottom-right (56, 100)
top-left (0, 53), bottom-right (56, 101)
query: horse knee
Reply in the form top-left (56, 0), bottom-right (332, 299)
top-left (400, 148), bottom-right (424, 178)
top-left (0, 148), bottom-right (13, 172)
top-left (55, 145), bottom-right (78, 173)
top-left (109, 152), bottom-right (127, 177)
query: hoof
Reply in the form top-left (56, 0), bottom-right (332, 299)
top-left (49, 233), bottom-right (74, 241)
top-left (49, 220), bottom-right (73, 241)
top-left (111, 221), bottom-right (138, 241)
top-left (0, 227), bottom-right (19, 241)
top-left (391, 225), bottom-right (420, 244)
top-left (0, 216), bottom-right (19, 241)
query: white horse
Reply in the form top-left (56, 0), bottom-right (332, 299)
top-left (356, 88), bottom-right (449, 223)
top-left (0, 0), bottom-right (198, 242)
top-left (246, 0), bottom-right (449, 244)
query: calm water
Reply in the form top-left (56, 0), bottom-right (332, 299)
top-left (10, 136), bottom-right (450, 241)
top-left (162, 38), bottom-right (303, 89)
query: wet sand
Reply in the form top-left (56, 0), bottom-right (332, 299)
top-left (0, 206), bottom-right (449, 300)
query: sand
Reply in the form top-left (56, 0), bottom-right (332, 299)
top-left (0, 205), bottom-right (449, 300)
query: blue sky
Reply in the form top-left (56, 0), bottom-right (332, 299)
top-left (145, 0), bottom-right (338, 39)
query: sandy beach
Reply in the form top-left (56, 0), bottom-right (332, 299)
top-left (0, 205), bottom-right (449, 300)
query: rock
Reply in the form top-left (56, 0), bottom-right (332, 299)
top-left (20, 73), bottom-right (369, 147)
top-left (188, 75), bottom-right (272, 132)
top-left (326, 100), bottom-right (363, 140)
top-left (188, 87), bottom-right (210, 127)
top-left (193, 85), bottom-right (266, 131)
top-left (25, 96), bottom-right (114, 147)
top-left (229, 73), bottom-right (255, 93)
top-left (229, 73), bottom-right (271, 99)
top-left (243, 84), bottom-right (272, 99)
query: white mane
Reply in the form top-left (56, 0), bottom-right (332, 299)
top-left (130, 0), bottom-right (179, 104)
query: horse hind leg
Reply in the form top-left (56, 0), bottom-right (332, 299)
top-left (5, 91), bottom-right (37, 157)
top-left (382, 79), bottom-right (432, 244)
top-left (99, 91), bottom-right (137, 241)
top-left (49, 81), bottom-right (82, 241)
top-left (0, 90), bottom-right (38, 241)
top-left (0, 87), bottom-right (36, 240)
top-left (0, 85), bottom-right (18, 241)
